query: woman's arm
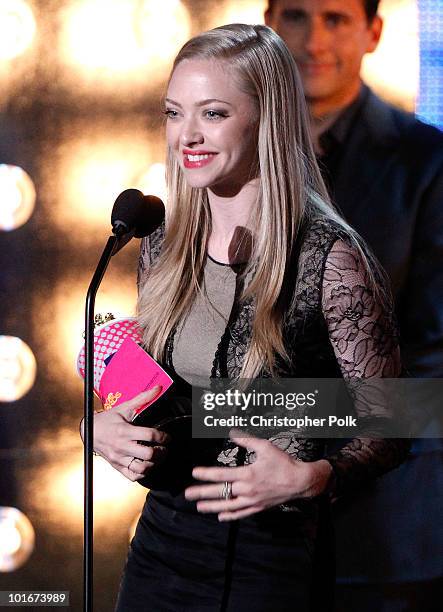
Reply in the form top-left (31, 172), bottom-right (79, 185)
top-left (321, 238), bottom-right (411, 496)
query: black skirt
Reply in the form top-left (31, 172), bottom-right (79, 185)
top-left (115, 489), bottom-right (324, 612)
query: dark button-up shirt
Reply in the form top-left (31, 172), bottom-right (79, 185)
top-left (317, 84), bottom-right (370, 202)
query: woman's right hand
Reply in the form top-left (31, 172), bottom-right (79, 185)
top-left (80, 387), bottom-right (170, 482)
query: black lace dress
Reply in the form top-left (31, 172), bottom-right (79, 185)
top-left (115, 216), bottom-right (410, 612)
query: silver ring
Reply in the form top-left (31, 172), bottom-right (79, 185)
top-left (221, 481), bottom-right (233, 500)
top-left (128, 457), bottom-right (136, 471)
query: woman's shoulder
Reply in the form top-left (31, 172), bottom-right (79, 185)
top-left (142, 221), bottom-right (165, 261)
top-left (291, 212), bottom-right (380, 308)
top-left (300, 212), bottom-right (392, 310)
top-left (296, 213), bottom-right (356, 281)
top-left (137, 221), bottom-right (166, 288)
top-left (149, 221), bottom-right (166, 262)
top-left (300, 213), bottom-right (353, 255)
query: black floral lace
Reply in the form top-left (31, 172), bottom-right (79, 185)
top-left (138, 217), bottom-right (410, 499)
top-left (320, 235), bottom-right (410, 495)
top-left (137, 222), bottom-right (165, 289)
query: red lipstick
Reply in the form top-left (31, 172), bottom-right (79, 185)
top-left (183, 149), bottom-right (217, 169)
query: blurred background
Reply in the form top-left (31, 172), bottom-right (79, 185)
top-left (0, 0), bottom-right (441, 609)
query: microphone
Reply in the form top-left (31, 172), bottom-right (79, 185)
top-left (83, 188), bottom-right (164, 608)
top-left (111, 188), bottom-right (165, 239)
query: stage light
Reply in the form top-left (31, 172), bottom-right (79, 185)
top-left (60, 0), bottom-right (191, 89)
top-left (33, 275), bottom-right (138, 391)
top-left (0, 507), bottom-right (35, 572)
top-left (0, 336), bottom-right (37, 402)
top-left (135, 0), bottom-right (191, 65)
top-left (0, 0), bottom-right (36, 61)
top-left (16, 428), bottom-right (147, 541)
top-left (61, 0), bottom-right (144, 72)
top-left (135, 163), bottom-right (167, 204)
top-left (0, 524), bottom-right (21, 556)
top-left (55, 127), bottom-right (158, 235)
top-left (209, 0), bottom-right (266, 28)
top-left (362, 0), bottom-right (418, 110)
top-left (0, 164), bottom-right (36, 231)
top-left (44, 452), bottom-right (147, 527)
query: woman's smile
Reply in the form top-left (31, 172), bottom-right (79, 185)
top-left (182, 149), bottom-right (218, 169)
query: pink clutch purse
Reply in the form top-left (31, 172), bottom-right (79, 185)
top-left (77, 315), bottom-right (195, 491)
top-left (77, 316), bottom-right (174, 421)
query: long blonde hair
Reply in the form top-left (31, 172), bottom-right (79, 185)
top-left (137, 24), bottom-right (370, 378)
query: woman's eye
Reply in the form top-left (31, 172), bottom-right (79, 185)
top-left (205, 110), bottom-right (227, 120)
top-left (164, 109), bottom-right (179, 119)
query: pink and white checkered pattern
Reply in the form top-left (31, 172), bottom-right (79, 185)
top-left (77, 317), bottom-right (142, 393)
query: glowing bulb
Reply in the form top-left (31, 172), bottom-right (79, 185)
top-left (210, 0), bottom-right (266, 28)
top-left (0, 507), bottom-right (35, 572)
top-left (136, 0), bottom-right (191, 64)
top-left (0, 0), bottom-right (36, 60)
top-left (0, 165), bottom-right (36, 231)
top-left (62, 0), bottom-right (139, 71)
top-left (60, 0), bottom-right (191, 87)
top-left (136, 163), bottom-right (167, 203)
top-left (32, 274), bottom-right (138, 389)
top-left (55, 129), bottom-right (155, 233)
top-left (0, 336), bottom-right (37, 402)
top-left (0, 524), bottom-right (21, 556)
top-left (52, 456), bottom-right (146, 523)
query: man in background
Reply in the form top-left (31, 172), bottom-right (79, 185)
top-left (265, 1), bottom-right (443, 610)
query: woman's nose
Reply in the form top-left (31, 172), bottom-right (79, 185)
top-left (180, 120), bottom-right (204, 147)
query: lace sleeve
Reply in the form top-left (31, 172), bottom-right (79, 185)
top-left (137, 222), bottom-right (165, 292)
top-left (137, 236), bottom-right (151, 292)
top-left (322, 238), bottom-right (410, 496)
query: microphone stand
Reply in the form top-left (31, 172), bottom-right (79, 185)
top-left (83, 229), bottom-right (129, 612)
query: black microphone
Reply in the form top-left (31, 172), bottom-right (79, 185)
top-left (111, 188), bottom-right (165, 240)
top-left (83, 187), bottom-right (165, 609)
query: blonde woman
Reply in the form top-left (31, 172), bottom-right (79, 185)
top-left (89, 24), bottom-right (409, 611)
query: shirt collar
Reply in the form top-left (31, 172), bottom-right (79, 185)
top-left (318, 84), bottom-right (370, 155)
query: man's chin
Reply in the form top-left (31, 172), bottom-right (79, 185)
top-left (301, 79), bottom-right (335, 100)
top-left (302, 80), bottom-right (343, 109)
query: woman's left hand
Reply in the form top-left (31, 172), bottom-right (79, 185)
top-left (184, 431), bottom-right (334, 521)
